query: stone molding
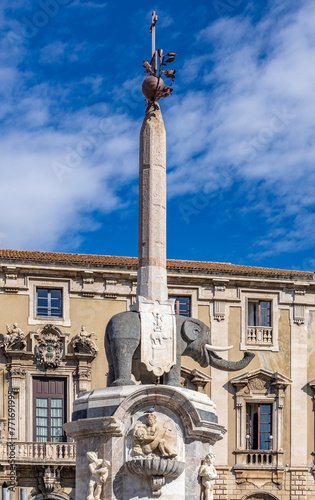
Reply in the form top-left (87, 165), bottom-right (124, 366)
top-left (293, 304), bottom-right (305, 325)
top-left (112, 386), bottom-right (225, 444)
top-left (64, 416), bottom-right (124, 440)
top-left (66, 385), bottom-right (225, 444)
top-left (213, 300), bottom-right (225, 321)
top-left (180, 365), bottom-right (211, 392)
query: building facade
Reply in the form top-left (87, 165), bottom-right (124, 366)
top-left (0, 249), bottom-right (314, 500)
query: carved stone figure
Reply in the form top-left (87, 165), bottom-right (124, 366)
top-left (41, 466), bottom-right (61, 494)
top-left (133, 413), bottom-right (177, 458)
top-left (199, 453), bottom-right (217, 500)
top-left (127, 411), bottom-right (183, 497)
top-left (71, 325), bottom-right (98, 356)
top-left (139, 300), bottom-right (176, 377)
top-left (1, 323), bottom-right (26, 351)
top-left (86, 451), bottom-right (110, 500)
top-left (105, 312), bottom-right (255, 387)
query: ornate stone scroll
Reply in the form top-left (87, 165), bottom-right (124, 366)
top-left (199, 453), bottom-right (217, 500)
top-left (0, 323), bottom-right (26, 352)
top-left (40, 466), bottom-right (61, 495)
top-left (86, 451), bottom-right (110, 500)
top-left (139, 298), bottom-right (176, 377)
top-left (71, 325), bottom-right (99, 356)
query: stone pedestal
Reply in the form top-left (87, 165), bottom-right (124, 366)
top-left (65, 385), bottom-right (226, 500)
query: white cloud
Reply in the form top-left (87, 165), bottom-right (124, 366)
top-left (0, 108), bottom-right (139, 250)
top-left (40, 41), bottom-right (68, 64)
top-left (164, 0), bottom-right (315, 257)
top-left (0, 21), bottom-right (140, 250)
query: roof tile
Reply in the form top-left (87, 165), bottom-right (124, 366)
top-left (0, 249), bottom-right (312, 279)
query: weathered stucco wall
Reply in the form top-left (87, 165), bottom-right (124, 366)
top-left (0, 294), bottom-right (29, 335)
top-left (69, 297), bottom-right (127, 389)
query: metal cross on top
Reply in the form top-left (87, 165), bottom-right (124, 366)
top-left (142, 11), bottom-right (177, 103)
top-left (150, 11), bottom-right (158, 71)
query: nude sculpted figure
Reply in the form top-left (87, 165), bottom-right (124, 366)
top-left (86, 451), bottom-right (110, 500)
top-left (199, 453), bottom-right (217, 500)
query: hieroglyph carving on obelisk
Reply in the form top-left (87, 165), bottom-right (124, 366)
top-left (133, 12), bottom-right (177, 377)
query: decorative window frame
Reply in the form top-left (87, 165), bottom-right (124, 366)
top-left (167, 286), bottom-right (198, 318)
top-left (28, 278), bottom-right (71, 327)
top-left (240, 290), bottom-right (280, 351)
top-left (231, 369), bottom-right (291, 486)
top-left (26, 369), bottom-right (74, 443)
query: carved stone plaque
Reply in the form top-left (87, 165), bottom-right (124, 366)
top-left (138, 297), bottom-right (176, 377)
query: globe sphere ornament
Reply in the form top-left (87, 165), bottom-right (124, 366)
top-left (142, 75), bottom-right (165, 102)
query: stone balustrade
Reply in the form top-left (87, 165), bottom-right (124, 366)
top-left (0, 441), bottom-right (76, 463)
top-left (235, 449), bottom-right (277, 466)
top-left (247, 326), bottom-right (273, 345)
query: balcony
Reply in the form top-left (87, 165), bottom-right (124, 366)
top-left (235, 449), bottom-right (277, 466)
top-left (0, 441), bottom-right (76, 464)
top-left (233, 450), bottom-right (284, 486)
top-left (247, 326), bottom-right (273, 346)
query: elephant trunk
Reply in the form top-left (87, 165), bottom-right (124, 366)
top-left (208, 351), bottom-right (255, 371)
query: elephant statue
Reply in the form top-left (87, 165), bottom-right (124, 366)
top-left (105, 311), bottom-right (255, 387)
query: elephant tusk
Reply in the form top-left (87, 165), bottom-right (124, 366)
top-left (205, 344), bottom-right (233, 352)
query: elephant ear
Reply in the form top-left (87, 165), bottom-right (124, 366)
top-left (182, 319), bottom-right (202, 342)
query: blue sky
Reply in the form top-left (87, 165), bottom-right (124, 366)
top-left (1, 0), bottom-right (315, 271)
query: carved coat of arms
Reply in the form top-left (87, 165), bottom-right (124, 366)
top-left (34, 325), bottom-right (63, 368)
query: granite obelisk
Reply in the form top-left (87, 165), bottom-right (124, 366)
top-left (137, 103), bottom-right (167, 302)
top-left (133, 13), bottom-right (178, 378)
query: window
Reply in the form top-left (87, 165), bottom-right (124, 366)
top-left (248, 301), bottom-right (271, 327)
top-left (246, 403), bottom-right (272, 450)
top-left (231, 369), bottom-right (291, 475)
top-left (29, 279), bottom-right (70, 326)
top-left (33, 377), bottom-right (66, 442)
top-left (240, 292), bottom-right (279, 351)
top-left (37, 289), bottom-right (63, 318)
top-left (169, 296), bottom-right (190, 317)
top-left (246, 299), bottom-right (273, 347)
